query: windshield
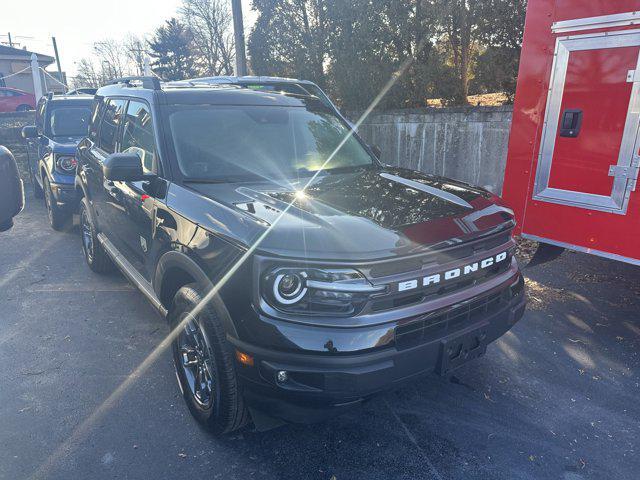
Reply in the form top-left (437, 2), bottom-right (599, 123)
top-left (168, 105), bottom-right (374, 182)
top-left (48, 105), bottom-right (92, 137)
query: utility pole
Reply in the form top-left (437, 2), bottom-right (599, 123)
top-left (230, 0), bottom-right (247, 77)
top-left (51, 36), bottom-right (65, 92)
top-left (7, 32), bottom-right (13, 47)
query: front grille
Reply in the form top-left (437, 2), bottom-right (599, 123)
top-left (368, 230), bottom-right (511, 279)
top-left (394, 286), bottom-right (512, 350)
top-left (370, 250), bottom-right (513, 313)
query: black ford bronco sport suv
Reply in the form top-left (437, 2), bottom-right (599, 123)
top-left (76, 76), bottom-right (525, 433)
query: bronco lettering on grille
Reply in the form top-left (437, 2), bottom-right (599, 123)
top-left (397, 251), bottom-right (508, 292)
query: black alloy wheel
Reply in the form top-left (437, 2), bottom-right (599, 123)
top-left (80, 206), bottom-right (94, 264)
top-left (169, 284), bottom-right (250, 434)
top-left (79, 198), bottom-right (113, 273)
top-left (177, 314), bottom-right (216, 408)
top-left (43, 177), bottom-right (69, 231)
top-left (30, 167), bottom-right (43, 198)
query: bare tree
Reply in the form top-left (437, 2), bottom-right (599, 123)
top-left (93, 39), bottom-right (132, 79)
top-left (181, 0), bottom-right (235, 76)
top-left (72, 38), bottom-right (142, 88)
top-left (436, 0), bottom-right (484, 104)
top-left (73, 58), bottom-right (107, 88)
top-left (124, 35), bottom-right (149, 76)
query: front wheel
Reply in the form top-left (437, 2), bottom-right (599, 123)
top-left (43, 177), bottom-right (70, 231)
top-left (169, 284), bottom-right (250, 434)
top-left (29, 167), bottom-right (43, 199)
top-left (79, 198), bottom-right (113, 273)
top-left (16, 104), bottom-right (32, 112)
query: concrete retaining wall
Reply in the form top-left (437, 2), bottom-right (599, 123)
top-left (352, 106), bottom-right (513, 194)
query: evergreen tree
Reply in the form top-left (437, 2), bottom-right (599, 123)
top-left (248, 0), bottom-right (527, 107)
top-left (148, 18), bottom-right (197, 80)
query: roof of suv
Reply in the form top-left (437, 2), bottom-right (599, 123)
top-left (177, 75), bottom-right (317, 86)
top-left (44, 94), bottom-right (94, 103)
top-left (96, 78), bottom-right (325, 108)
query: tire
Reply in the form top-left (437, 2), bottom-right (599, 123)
top-left (16, 104), bottom-right (32, 112)
top-left (43, 176), bottom-right (70, 231)
top-left (79, 198), bottom-right (113, 273)
top-left (30, 167), bottom-right (43, 199)
top-left (169, 284), bottom-right (250, 434)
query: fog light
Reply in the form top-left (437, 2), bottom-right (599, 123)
top-left (276, 370), bottom-right (288, 383)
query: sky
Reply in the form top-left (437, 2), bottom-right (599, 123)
top-left (1, 0), bottom-right (257, 78)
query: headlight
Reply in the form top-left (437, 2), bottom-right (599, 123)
top-left (273, 271), bottom-right (308, 304)
top-left (56, 155), bottom-right (77, 173)
top-left (262, 267), bottom-right (385, 316)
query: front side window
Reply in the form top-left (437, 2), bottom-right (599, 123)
top-left (98, 99), bottom-right (126, 154)
top-left (167, 105), bottom-right (374, 182)
top-left (121, 101), bottom-right (156, 174)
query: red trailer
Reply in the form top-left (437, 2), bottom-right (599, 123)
top-left (503, 0), bottom-right (640, 266)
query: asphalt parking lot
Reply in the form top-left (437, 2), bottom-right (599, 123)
top-left (1, 195), bottom-right (639, 480)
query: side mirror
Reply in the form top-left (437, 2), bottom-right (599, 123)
top-left (104, 153), bottom-right (144, 182)
top-left (22, 125), bottom-right (38, 139)
top-left (371, 145), bottom-right (382, 160)
top-left (0, 146), bottom-right (25, 232)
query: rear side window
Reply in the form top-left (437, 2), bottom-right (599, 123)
top-left (121, 100), bottom-right (156, 174)
top-left (98, 98), bottom-right (126, 154)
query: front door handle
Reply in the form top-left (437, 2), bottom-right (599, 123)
top-left (559, 109), bottom-right (583, 138)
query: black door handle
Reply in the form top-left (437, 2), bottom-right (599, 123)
top-left (559, 109), bottom-right (583, 138)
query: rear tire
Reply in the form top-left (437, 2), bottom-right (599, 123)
top-left (43, 177), bottom-right (70, 231)
top-left (169, 284), bottom-right (250, 435)
top-left (16, 104), bottom-right (32, 112)
top-left (79, 198), bottom-right (113, 274)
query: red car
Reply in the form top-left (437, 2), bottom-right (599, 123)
top-left (0, 87), bottom-right (36, 112)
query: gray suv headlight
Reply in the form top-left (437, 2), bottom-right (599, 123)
top-left (262, 267), bottom-right (385, 316)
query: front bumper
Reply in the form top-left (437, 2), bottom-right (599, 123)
top-left (230, 272), bottom-right (526, 424)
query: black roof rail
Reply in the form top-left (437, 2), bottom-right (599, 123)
top-left (108, 76), bottom-right (162, 90)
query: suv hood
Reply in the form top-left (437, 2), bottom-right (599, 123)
top-left (48, 136), bottom-right (84, 154)
top-left (186, 167), bottom-right (514, 261)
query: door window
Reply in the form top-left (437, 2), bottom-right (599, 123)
top-left (121, 101), bottom-right (157, 174)
top-left (98, 98), bottom-right (126, 154)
